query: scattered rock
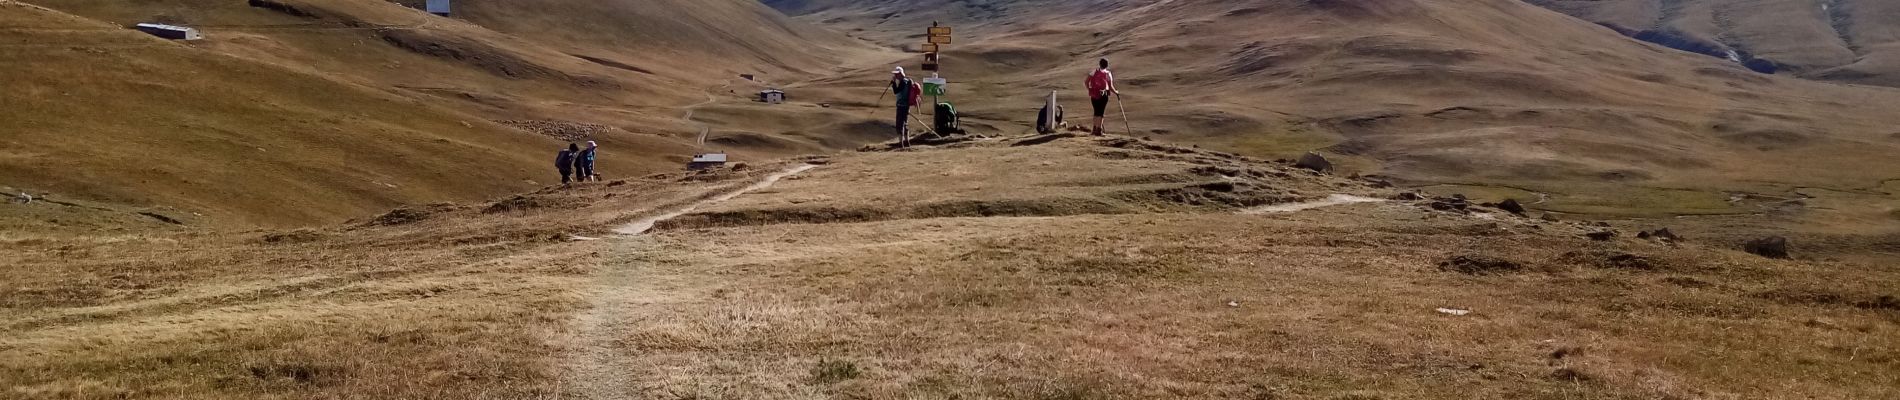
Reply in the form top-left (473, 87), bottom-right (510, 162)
top-left (1585, 231), bottom-right (1617, 241)
top-left (1495, 199), bottom-right (1526, 214)
top-left (368, 208), bottom-right (430, 226)
top-left (1439, 254), bottom-right (1524, 275)
top-left (1637, 228), bottom-right (1683, 242)
top-left (1743, 236), bottom-right (1790, 259)
top-left (496, 119), bottom-right (611, 141)
top-left (1189, 166), bottom-right (1242, 177)
top-left (1435, 307), bottom-right (1473, 316)
top-left (730, 162), bottom-right (750, 172)
top-left (1394, 192), bottom-right (1424, 201)
top-left (1539, 213), bottom-right (1560, 222)
top-left (1294, 152), bottom-right (1334, 173)
top-left (1428, 195), bottom-right (1473, 213)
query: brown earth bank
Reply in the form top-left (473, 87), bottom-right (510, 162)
top-left (4, 136), bottom-right (1896, 399)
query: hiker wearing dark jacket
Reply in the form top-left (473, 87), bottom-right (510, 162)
top-left (891, 67), bottom-right (914, 140)
top-left (575, 141), bottom-right (598, 182)
top-left (555, 143), bottom-right (578, 186)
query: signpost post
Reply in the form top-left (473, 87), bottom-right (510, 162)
top-left (923, 22), bottom-right (952, 131)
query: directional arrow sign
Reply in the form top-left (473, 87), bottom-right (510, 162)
top-left (921, 43), bottom-right (939, 53)
top-left (927, 35), bottom-right (953, 44)
top-left (929, 26), bottom-right (952, 36)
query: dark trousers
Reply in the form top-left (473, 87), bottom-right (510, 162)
top-left (560, 169), bottom-right (573, 184)
top-left (895, 105), bottom-right (910, 135)
top-left (576, 163), bottom-right (594, 181)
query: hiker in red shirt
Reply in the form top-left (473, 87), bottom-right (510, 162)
top-left (1085, 58), bottom-right (1118, 136)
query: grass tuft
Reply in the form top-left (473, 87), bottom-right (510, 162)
top-left (809, 359), bottom-right (861, 385)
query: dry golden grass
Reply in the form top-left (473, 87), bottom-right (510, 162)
top-left (5, 136), bottom-right (1897, 399)
top-left (561, 139), bottom-right (1900, 399)
top-left (0, 166), bottom-right (800, 399)
top-left (8, 1), bottom-right (1900, 398)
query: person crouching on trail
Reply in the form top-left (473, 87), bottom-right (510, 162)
top-left (891, 67), bottom-right (916, 141)
top-left (1086, 58), bottom-right (1119, 136)
top-left (576, 141), bottom-right (599, 182)
top-left (556, 143), bottom-right (578, 186)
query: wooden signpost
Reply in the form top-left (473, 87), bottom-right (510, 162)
top-left (921, 23), bottom-right (953, 142)
top-left (923, 22), bottom-right (950, 71)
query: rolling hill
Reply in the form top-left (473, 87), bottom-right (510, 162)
top-left (0, 0), bottom-right (556, 228)
top-left (1527, 0), bottom-right (1900, 88)
top-left (7, 1), bottom-right (1900, 398)
top-left (2, 0), bottom-right (881, 229)
top-left (773, 0), bottom-right (1900, 226)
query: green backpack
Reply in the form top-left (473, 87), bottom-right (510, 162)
top-left (933, 102), bottom-right (962, 134)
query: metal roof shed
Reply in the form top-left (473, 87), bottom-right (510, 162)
top-left (759, 89), bottom-right (786, 104)
top-left (134, 23), bottom-right (202, 41)
top-left (688, 153), bottom-right (728, 170)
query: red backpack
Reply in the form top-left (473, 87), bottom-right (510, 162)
top-left (907, 80), bottom-right (924, 106)
top-left (1087, 69), bottom-right (1113, 98)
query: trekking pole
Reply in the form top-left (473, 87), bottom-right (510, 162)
top-left (909, 109), bottom-right (942, 138)
top-left (1116, 92), bottom-right (1133, 136)
top-left (868, 85), bottom-right (890, 118)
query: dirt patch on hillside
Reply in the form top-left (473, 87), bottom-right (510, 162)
top-left (246, 0), bottom-right (329, 20)
top-left (258, 229), bottom-right (326, 244)
top-left (1439, 254), bottom-right (1525, 275)
top-left (1112, 182), bottom-right (1300, 209)
top-left (653, 196), bottom-right (1126, 231)
top-left (483, 195), bottom-right (587, 214)
top-left (1555, 249), bottom-right (1666, 271)
top-left (1754, 287), bottom-right (1900, 311)
top-left (569, 54), bottom-right (653, 75)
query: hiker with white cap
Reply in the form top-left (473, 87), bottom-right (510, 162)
top-left (575, 141), bottom-right (599, 182)
top-left (890, 67), bottom-right (918, 146)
